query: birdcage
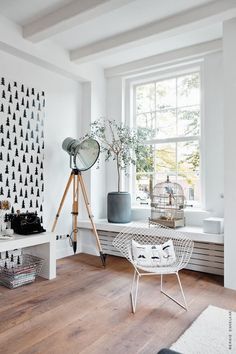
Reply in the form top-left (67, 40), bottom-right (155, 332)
top-left (149, 176), bottom-right (185, 228)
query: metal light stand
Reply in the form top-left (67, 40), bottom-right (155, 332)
top-left (51, 156), bottom-right (106, 267)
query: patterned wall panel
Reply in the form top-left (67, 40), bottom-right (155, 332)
top-left (0, 77), bottom-right (45, 221)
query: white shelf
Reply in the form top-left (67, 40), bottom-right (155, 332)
top-left (78, 219), bottom-right (224, 244)
top-left (0, 232), bottom-right (54, 251)
top-left (0, 232), bottom-right (56, 279)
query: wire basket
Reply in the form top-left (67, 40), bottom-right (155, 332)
top-left (0, 254), bottom-right (44, 289)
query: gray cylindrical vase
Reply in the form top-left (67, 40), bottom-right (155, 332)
top-left (107, 192), bottom-right (131, 223)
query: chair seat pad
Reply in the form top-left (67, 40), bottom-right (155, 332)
top-left (133, 258), bottom-right (184, 273)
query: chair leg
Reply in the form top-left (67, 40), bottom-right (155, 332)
top-left (130, 269), bottom-right (140, 314)
top-left (160, 272), bottom-right (188, 310)
top-left (176, 272), bottom-right (188, 310)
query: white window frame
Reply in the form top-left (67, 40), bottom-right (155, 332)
top-left (124, 63), bottom-right (205, 210)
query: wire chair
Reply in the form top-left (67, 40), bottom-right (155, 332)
top-left (113, 222), bottom-right (194, 313)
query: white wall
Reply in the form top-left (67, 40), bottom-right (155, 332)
top-left (203, 52), bottom-right (224, 217)
top-left (79, 67), bottom-right (107, 221)
top-left (78, 67), bottom-right (107, 256)
top-left (0, 49), bottom-right (82, 258)
top-left (105, 76), bottom-right (124, 195)
top-left (90, 68), bottom-right (107, 219)
top-left (223, 18), bottom-right (236, 290)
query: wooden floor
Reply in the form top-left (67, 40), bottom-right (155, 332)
top-left (0, 254), bottom-right (236, 354)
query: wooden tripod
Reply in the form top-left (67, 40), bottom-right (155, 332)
top-left (51, 169), bottom-right (106, 266)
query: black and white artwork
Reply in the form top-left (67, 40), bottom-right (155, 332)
top-left (0, 77), bottom-right (45, 221)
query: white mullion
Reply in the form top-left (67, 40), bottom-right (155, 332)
top-left (135, 103), bottom-right (199, 118)
top-left (176, 141), bottom-right (178, 184)
top-left (138, 103), bottom-right (199, 114)
top-left (176, 75), bottom-right (178, 138)
top-left (199, 63), bottom-right (204, 208)
top-left (154, 81), bottom-right (157, 135)
top-left (154, 81), bottom-right (157, 186)
top-left (133, 86), bottom-right (137, 201)
top-left (176, 76), bottom-right (178, 183)
top-left (146, 135), bottom-right (200, 145)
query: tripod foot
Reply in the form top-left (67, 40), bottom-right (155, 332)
top-left (72, 241), bottom-right (77, 254)
top-left (100, 252), bottom-right (107, 267)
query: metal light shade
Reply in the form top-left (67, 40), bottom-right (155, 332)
top-left (62, 137), bottom-right (100, 171)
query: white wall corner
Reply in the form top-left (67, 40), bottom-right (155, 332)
top-left (203, 52), bottom-right (224, 217)
top-left (223, 18), bottom-right (236, 291)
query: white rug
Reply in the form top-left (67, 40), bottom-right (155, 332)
top-left (171, 305), bottom-right (236, 354)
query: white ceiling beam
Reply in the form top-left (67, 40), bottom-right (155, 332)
top-left (0, 15), bottom-right (93, 82)
top-left (70, 0), bottom-right (236, 63)
top-left (105, 39), bottom-right (222, 77)
top-left (0, 41), bottom-right (86, 82)
top-left (23, 0), bottom-right (136, 42)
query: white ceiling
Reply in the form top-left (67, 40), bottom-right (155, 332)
top-left (97, 23), bottom-right (222, 67)
top-left (0, 0), bottom-right (73, 25)
top-left (0, 0), bottom-right (229, 72)
top-left (52, 0), bottom-right (215, 50)
top-left (0, 0), bottom-right (213, 27)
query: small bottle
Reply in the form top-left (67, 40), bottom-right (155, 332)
top-left (10, 254), bottom-right (14, 269)
top-left (11, 254), bottom-right (14, 266)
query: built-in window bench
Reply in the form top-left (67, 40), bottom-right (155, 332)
top-left (0, 232), bottom-right (56, 280)
top-left (78, 219), bottom-right (224, 276)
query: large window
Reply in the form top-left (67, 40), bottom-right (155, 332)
top-left (134, 71), bottom-right (201, 207)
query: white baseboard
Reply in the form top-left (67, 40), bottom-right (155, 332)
top-left (55, 227), bottom-right (104, 259)
top-left (56, 239), bottom-right (81, 259)
top-left (81, 243), bottom-right (99, 256)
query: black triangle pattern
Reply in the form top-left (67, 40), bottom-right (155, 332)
top-left (0, 76), bottom-right (45, 218)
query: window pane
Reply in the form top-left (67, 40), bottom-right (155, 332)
top-left (178, 107), bottom-right (200, 136)
top-left (136, 144), bottom-right (154, 176)
top-left (136, 113), bottom-right (156, 142)
top-left (156, 78), bottom-right (176, 110)
top-left (136, 113), bottom-right (153, 129)
top-left (136, 83), bottom-right (155, 114)
top-left (177, 73), bottom-right (200, 107)
top-left (156, 109), bottom-right (176, 138)
top-left (155, 143), bottom-right (177, 183)
top-left (134, 71), bottom-right (201, 208)
top-left (135, 144), bottom-right (154, 206)
top-left (135, 172), bottom-right (153, 206)
top-left (177, 141), bottom-right (200, 204)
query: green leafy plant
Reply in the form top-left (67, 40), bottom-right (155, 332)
top-left (88, 119), bottom-right (146, 192)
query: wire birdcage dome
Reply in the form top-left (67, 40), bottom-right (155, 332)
top-left (149, 176), bottom-right (185, 228)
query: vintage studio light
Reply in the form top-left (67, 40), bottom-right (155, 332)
top-left (52, 137), bottom-right (106, 266)
top-left (62, 137), bottom-right (100, 171)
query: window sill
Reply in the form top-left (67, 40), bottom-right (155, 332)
top-left (131, 206), bottom-right (213, 227)
top-left (78, 218), bottom-right (224, 244)
top-left (131, 205), bottom-right (205, 212)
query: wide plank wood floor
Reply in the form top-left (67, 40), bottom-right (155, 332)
top-left (0, 253), bottom-right (235, 354)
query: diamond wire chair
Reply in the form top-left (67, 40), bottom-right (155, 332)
top-left (113, 223), bottom-right (194, 313)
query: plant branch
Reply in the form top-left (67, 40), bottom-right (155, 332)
top-left (88, 119), bottom-right (146, 192)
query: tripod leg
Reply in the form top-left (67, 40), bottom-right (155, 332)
top-left (71, 173), bottom-right (79, 254)
top-left (51, 173), bottom-right (73, 232)
top-left (78, 174), bottom-right (107, 267)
